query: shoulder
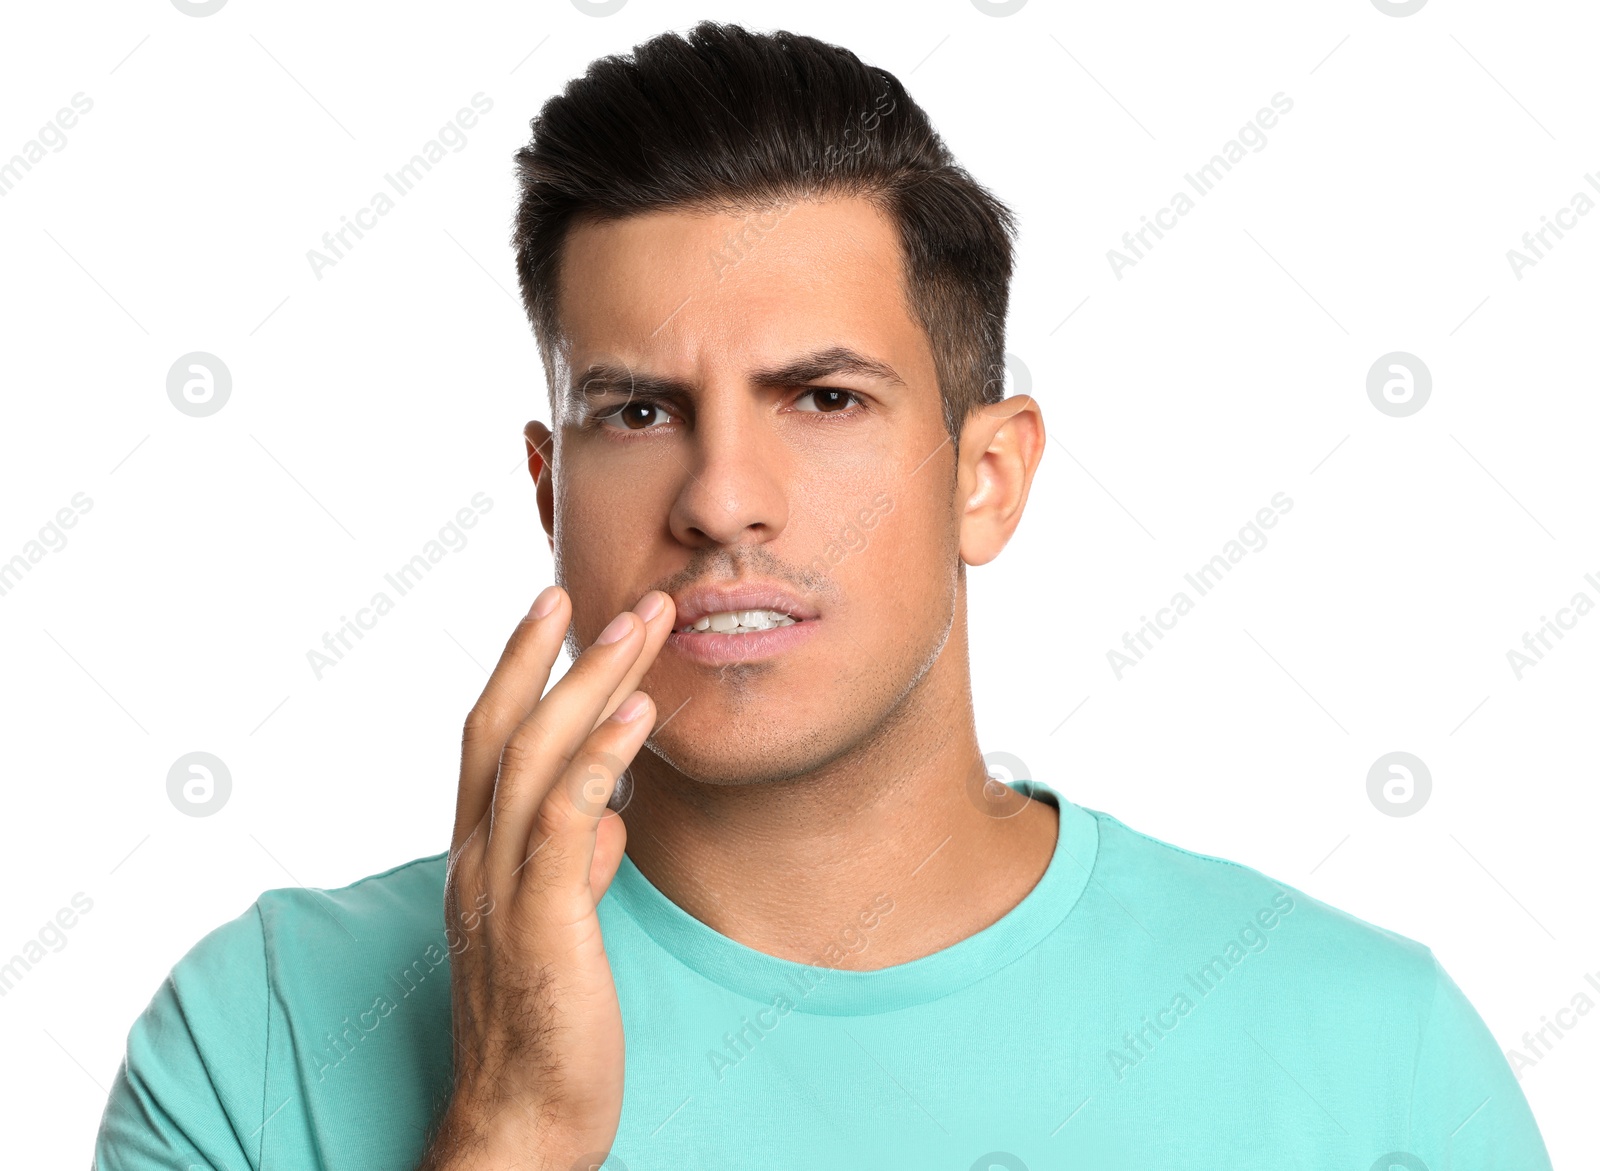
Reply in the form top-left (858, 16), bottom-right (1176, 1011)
top-left (155, 850), bottom-right (453, 1040)
top-left (251, 850), bottom-right (450, 953)
top-left (167, 851), bottom-right (450, 977)
top-left (177, 850), bottom-right (454, 1087)
top-left (1077, 804), bottom-right (1439, 1007)
top-left (1064, 804), bottom-right (1549, 1164)
top-left (101, 855), bottom-right (456, 1164)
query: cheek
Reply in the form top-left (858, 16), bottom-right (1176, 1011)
top-left (816, 478), bottom-right (954, 615)
top-left (553, 463), bottom-right (665, 632)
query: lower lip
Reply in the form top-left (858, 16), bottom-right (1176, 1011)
top-left (665, 619), bottom-right (819, 666)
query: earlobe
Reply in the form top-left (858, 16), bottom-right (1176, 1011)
top-left (524, 420), bottom-right (557, 545)
top-left (956, 396), bottom-right (1045, 568)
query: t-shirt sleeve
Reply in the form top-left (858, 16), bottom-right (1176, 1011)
top-left (1406, 952), bottom-right (1552, 1170)
top-left (93, 904), bottom-right (272, 1171)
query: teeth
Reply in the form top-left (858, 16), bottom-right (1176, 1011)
top-left (683, 609), bottom-right (798, 634)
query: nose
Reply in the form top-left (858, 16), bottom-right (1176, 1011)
top-left (667, 391), bottom-right (789, 549)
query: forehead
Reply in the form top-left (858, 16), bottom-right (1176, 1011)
top-left (554, 197), bottom-right (929, 381)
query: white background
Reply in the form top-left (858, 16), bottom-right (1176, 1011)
top-left (0, 0), bottom-right (1595, 1165)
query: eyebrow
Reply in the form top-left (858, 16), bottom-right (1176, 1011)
top-left (565, 345), bottom-right (905, 406)
top-left (750, 346), bottom-right (906, 390)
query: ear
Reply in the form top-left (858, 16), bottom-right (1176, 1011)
top-left (523, 420), bottom-right (556, 551)
top-left (954, 395), bottom-right (1045, 567)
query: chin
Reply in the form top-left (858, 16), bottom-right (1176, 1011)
top-left (641, 713), bottom-right (857, 788)
top-left (637, 617), bottom-right (951, 787)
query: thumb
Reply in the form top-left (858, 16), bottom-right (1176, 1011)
top-left (590, 814), bottom-right (629, 901)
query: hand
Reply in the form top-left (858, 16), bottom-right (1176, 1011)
top-left (418, 586), bottom-right (675, 1170)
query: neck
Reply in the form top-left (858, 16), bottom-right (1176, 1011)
top-left (619, 603), bottom-right (1058, 970)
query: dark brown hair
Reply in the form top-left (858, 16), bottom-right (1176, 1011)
top-left (511, 21), bottom-right (1016, 438)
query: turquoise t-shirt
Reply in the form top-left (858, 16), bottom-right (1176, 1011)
top-left (93, 782), bottom-right (1551, 1170)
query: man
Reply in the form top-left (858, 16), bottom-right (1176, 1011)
top-left (95, 22), bottom-right (1550, 1171)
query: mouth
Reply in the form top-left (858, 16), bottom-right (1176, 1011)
top-left (675, 608), bottom-right (798, 634)
top-left (666, 584), bottom-right (820, 665)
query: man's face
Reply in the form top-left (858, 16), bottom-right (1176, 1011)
top-left (544, 197), bottom-right (962, 785)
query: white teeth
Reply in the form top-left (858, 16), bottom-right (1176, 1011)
top-left (682, 609), bottom-right (798, 634)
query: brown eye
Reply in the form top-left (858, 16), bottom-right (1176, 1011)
top-left (600, 402), bottom-right (669, 431)
top-left (795, 388), bottom-right (860, 414)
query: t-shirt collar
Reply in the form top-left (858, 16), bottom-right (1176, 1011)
top-left (605, 779), bottom-right (1099, 1016)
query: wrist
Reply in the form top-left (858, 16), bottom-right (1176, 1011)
top-left (422, 1095), bottom-right (598, 1171)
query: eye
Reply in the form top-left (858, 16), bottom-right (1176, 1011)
top-left (792, 387), bottom-right (862, 414)
top-left (597, 401), bottom-right (672, 431)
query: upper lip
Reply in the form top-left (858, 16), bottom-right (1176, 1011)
top-left (670, 581), bottom-right (819, 629)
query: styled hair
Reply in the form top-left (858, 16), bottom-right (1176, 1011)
top-left (511, 21), bottom-right (1017, 439)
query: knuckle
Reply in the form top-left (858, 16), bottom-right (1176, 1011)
top-left (461, 703), bottom-right (500, 748)
top-left (515, 837), bottom-right (568, 896)
top-left (445, 849), bottom-right (484, 900)
top-left (496, 727), bottom-right (546, 778)
top-left (567, 749), bottom-right (628, 817)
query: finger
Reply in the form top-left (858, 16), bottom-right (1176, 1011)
top-left (515, 689), bottom-right (655, 898)
top-left (590, 815), bottom-right (628, 902)
top-left (453, 586), bottom-right (571, 854)
top-left (485, 605), bottom-right (653, 875)
top-left (592, 592), bottom-right (676, 729)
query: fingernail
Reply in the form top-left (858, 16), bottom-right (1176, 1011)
top-left (609, 691), bottom-right (649, 724)
top-left (634, 591), bottom-right (665, 622)
top-left (529, 586), bottom-right (561, 620)
top-left (596, 612), bottom-right (634, 645)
